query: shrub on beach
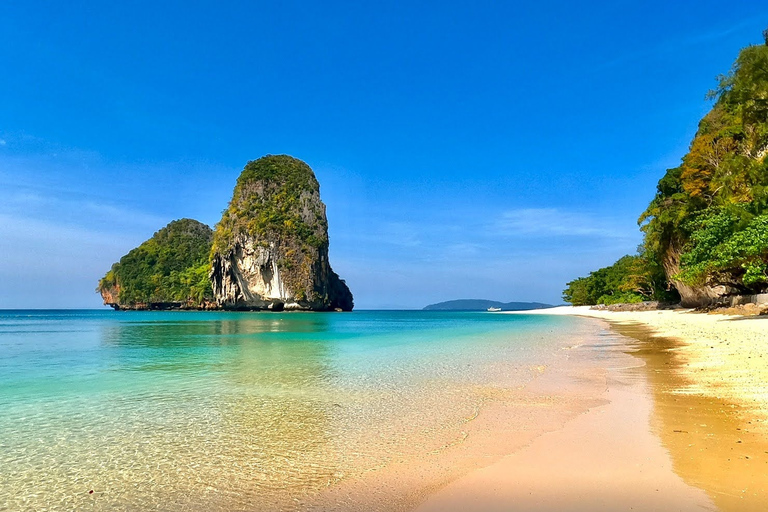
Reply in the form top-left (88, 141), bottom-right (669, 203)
top-left (563, 254), bottom-right (678, 306)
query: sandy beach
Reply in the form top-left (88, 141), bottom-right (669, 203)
top-left (538, 306), bottom-right (768, 434)
top-left (415, 307), bottom-right (768, 512)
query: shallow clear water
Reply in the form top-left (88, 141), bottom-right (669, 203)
top-left (0, 310), bottom-right (585, 511)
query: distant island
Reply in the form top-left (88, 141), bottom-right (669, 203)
top-left (423, 299), bottom-right (554, 311)
top-left (98, 155), bottom-right (353, 311)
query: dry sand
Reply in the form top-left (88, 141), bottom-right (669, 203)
top-left (414, 307), bottom-right (768, 512)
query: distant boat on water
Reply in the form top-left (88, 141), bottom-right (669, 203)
top-left (487, 307), bottom-right (502, 312)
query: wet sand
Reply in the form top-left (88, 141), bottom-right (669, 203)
top-left (308, 313), bottom-right (751, 512)
top-left (536, 306), bottom-right (768, 435)
top-left (445, 306), bottom-right (768, 512)
top-left (616, 323), bottom-right (768, 512)
top-left (304, 318), bottom-right (619, 511)
top-left (415, 321), bottom-right (717, 512)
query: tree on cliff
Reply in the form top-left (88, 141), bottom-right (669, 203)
top-left (565, 27), bottom-right (768, 306)
top-left (639, 29), bottom-right (768, 299)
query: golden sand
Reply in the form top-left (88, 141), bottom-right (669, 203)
top-left (616, 323), bottom-right (768, 512)
top-left (304, 320), bottom-right (616, 511)
top-left (415, 318), bottom-right (718, 512)
top-left (451, 306), bottom-right (768, 512)
top-left (304, 307), bottom-right (768, 511)
top-left (546, 306), bottom-right (768, 434)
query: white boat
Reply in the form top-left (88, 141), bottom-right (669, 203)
top-left (487, 307), bottom-right (501, 312)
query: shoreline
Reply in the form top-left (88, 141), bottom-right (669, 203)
top-left (303, 316), bottom-right (621, 511)
top-left (307, 312), bottom-right (737, 511)
top-left (6, 310), bottom-right (766, 510)
top-left (414, 307), bottom-right (768, 511)
top-left (520, 305), bottom-right (768, 434)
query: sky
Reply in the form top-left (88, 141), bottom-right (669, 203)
top-left (1, 1), bottom-right (767, 309)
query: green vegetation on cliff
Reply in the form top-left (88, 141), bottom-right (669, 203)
top-left (98, 155), bottom-right (353, 312)
top-left (565, 29), bottom-right (768, 305)
top-left (640, 30), bottom-right (768, 294)
top-left (98, 219), bottom-right (214, 307)
top-left (210, 154), bottom-right (351, 309)
top-left (212, 155), bottom-right (328, 256)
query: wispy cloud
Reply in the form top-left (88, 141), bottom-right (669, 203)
top-left (0, 146), bottom-right (187, 307)
top-left (493, 208), bottom-right (633, 239)
top-left (376, 222), bottom-right (423, 247)
top-left (336, 220), bottom-right (426, 249)
top-left (0, 212), bottom-right (148, 308)
top-left (597, 16), bottom-right (761, 71)
top-left (0, 187), bottom-right (169, 234)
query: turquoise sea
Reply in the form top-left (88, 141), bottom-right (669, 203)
top-left (0, 310), bottom-right (597, 511)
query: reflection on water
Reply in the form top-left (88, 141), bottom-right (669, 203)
top-left (2, 313), bottom-right (340, 511)
top-left (0, 310), bottom-right (576, 511)
top-left (615, 324), bottom-right (768, 512)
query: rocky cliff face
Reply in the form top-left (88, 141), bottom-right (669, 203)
top-left (661, 242), bottom-right (730, 307)
top-left (210, 155), bottom-right (353, 311)
top-left (99, 282), bottom-right (120, 307)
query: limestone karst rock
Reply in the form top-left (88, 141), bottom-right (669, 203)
top-left (210, 155), bottom-right (353, 311)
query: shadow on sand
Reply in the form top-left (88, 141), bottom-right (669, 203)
top-left (612, 323), bottom-right (768, 512)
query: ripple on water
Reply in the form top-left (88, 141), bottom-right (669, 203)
top-left (0, 310), bottom-right (591, 511)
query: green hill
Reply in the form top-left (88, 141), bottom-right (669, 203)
top-left (98, 218), bottom-right (214, 309)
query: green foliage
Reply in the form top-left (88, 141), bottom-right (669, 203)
top-left (563, 254), bottom-right (678, 306)
top-left (100, 269), bottom-right (117, 289)
top-left (636, 29), bottom-right (768, 295)
top-left (598, 291), bottom-right (644, 306)
top-left (98, 219), bottom-right (214, 305)
top-left (212, 155), bottom-right (328, 255)
top-left (676, 210), bottom-right (768, 288)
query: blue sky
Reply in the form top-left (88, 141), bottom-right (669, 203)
top-left (1, 1), bottom-right (767, 309)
